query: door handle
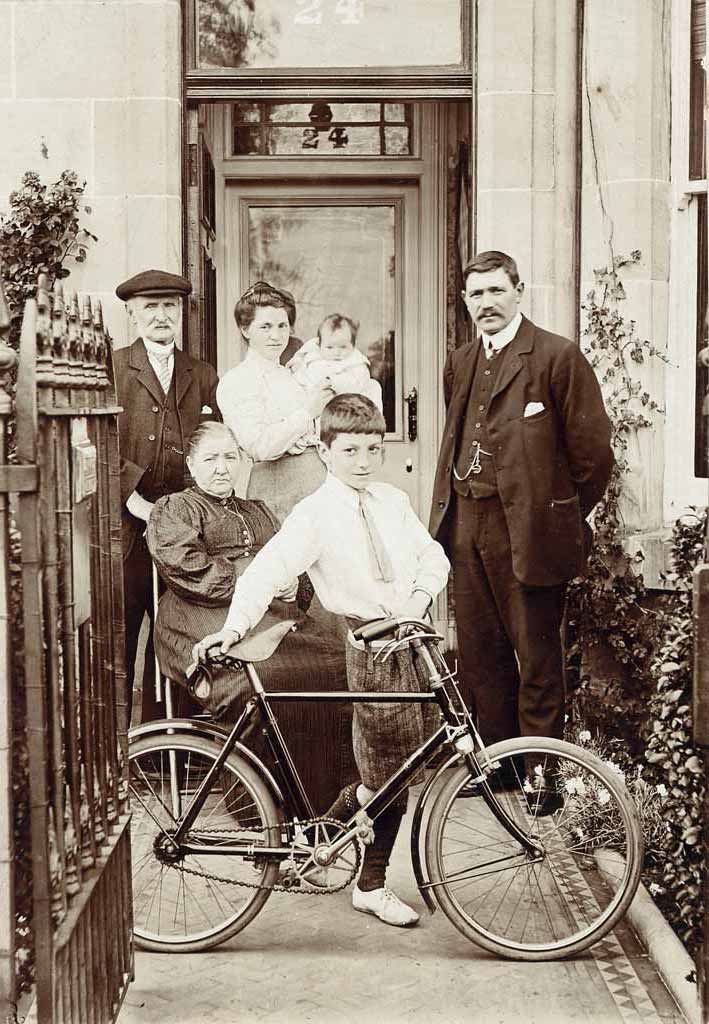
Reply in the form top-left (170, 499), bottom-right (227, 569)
top-left (405, 386), bottom-right (418, 442)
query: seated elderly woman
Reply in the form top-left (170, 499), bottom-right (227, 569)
top-left (145, 420), bottom-right (356, 812)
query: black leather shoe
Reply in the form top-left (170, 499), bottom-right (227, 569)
top-left (524, 775), bottom-right (564, 817)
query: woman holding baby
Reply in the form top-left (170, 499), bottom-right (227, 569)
top-left (216, 282), bottom-right (333, 524)
top-left (217, 282), bottom-right (382, 523)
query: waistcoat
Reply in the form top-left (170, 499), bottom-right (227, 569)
top-left (453, 343), bottom-right (511, 498)
top-left (140, 377), bottom-right (189, 502)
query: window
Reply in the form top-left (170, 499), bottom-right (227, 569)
top-left (690, 0), bottom-right (707, 179)
top-left (231, 101), bottom-right (413, 157)
top-left (194, 0), bottom-right (464, 72)
top-left (691, 0), bottom-right (708, 475)
top-left (666, 0), bottom-right (708, 515)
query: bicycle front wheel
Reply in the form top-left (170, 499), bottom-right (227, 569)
top-left (129, 733), bottom-right (282, 953)
top-left (425, 736), bottom-right (643, 961)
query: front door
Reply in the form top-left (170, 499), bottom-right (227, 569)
top-left (223, 181), bottom-right (430, 512)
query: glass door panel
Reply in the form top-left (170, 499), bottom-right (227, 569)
top-left (246, 203), bottom-right (399, 434)
top-left (226, 183), bottom-right (420, 507)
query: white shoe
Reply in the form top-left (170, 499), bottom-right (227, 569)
top-left (352, 885), bottom-right (420, 927)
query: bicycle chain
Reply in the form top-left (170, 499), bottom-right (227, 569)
top-left (163, 816), bottom-right (361, 896)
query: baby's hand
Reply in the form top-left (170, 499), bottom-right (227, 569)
top-left (698, 346), bottom-right (709, 368)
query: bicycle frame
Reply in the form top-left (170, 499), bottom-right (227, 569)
top-left (157, 628), bottom-right (543, 886)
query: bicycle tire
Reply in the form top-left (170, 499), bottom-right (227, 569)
top-left (424, 736), bottom-right (643, 961)
top-left (129, 733), bottom-right (282, 953)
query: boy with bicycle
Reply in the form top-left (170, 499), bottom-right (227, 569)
top-left (193, 394), bottom-right (449, 927)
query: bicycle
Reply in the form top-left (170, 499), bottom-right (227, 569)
top-left (128, 617), bottom-right (643, 961)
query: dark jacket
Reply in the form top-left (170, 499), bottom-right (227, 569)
top-left (112, 338), bottom-right (220, 558)
top-left (429, 315), bottom-right (613, 586)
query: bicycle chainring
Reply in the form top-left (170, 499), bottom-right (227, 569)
top-left (284, 818), bottom-right (361, 893)
top-left (167, 816), bottom-right (361, 897)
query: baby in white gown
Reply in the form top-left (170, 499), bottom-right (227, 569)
top-left (287, 313), bottom-right (383, 412)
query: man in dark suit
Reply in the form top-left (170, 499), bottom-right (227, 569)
top-left (113, 269), bottom-right (220, 723)
top-left (429, 250), bottom-right (613, 768)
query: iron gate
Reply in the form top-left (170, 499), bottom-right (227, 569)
top-left (7, 274), bottom-right (133, 1022)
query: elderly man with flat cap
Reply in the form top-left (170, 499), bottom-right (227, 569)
top-left (113, 269), bottom-right (220, 723)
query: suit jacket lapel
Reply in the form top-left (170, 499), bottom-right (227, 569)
top-left (130, 338), bottom-right (165, 405)
top-left (491, 316), bottom-right (535, 400)
top-left (174, 349), bottom-right (193, 406)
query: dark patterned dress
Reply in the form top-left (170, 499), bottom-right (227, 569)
top-left (146, 487), bottom-right (356, 813)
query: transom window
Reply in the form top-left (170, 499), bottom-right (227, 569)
top-left (231, 102), bottom-right (413, 156)
top-left (195, 0), bottom-right (465, 72)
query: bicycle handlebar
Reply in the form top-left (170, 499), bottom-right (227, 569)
top-left (351, 616), bottom-right (436, 643)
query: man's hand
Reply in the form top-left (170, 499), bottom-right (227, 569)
top-left (191, 629), bottom-right (242, 664)
top-left (395, 590), bottom-right (432, 623)
top-left (126, 490), bottom-right (155, 523)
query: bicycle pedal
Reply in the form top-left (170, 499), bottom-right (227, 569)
top-left (278, 865), bottom-right (302, 889)
top-left (355, 810), bottom-right (374, 846)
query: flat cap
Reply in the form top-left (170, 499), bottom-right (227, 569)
top-left (116, 269), bottom-right (192, 301)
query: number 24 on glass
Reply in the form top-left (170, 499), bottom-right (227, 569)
top-left (294, 0), bottom-right (365, 25)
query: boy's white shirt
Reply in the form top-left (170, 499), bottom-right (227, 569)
top-left (223, 473), bottom-right (450, 637)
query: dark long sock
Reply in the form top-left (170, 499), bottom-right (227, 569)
top-left (324, 781), bottom-right (360, 822)
top-left (358, 795), bottom-right (407, 892)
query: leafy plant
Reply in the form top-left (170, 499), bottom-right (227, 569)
top-left (565, 252), bottom-right (666, 753)
top-left (564, 723), bottom-right (671, 860)
top-left (0, 169), bottom-right (96, 349)
top-left (644, 511), bottom-right (707, 955)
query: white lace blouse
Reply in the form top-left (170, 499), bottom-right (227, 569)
top-left (216, 348), bottom-right (318, 462)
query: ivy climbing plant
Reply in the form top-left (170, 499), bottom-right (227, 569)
top-left (565, 251), bottom-right (667, 755)
top-left (644, 511), bottom-right (707, 956)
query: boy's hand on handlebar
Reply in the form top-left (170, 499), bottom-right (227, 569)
top-left (276, 578), bottom-right (299, 602)
top-left (192, 629), bottom-right (242, 664)
top-left (395, 591), bottom-right (431, 623)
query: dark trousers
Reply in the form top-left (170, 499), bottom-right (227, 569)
top-left (450, 493), bottom-right (566, 746)
top-left (123, 533), bottom-right (164, 726)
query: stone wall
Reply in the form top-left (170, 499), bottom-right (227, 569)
top-left (0, 0), bottom-right (183, 347)
top-left (581, 0), bottom-right (672, 554)
top-left (475, 0), bottom-right (579, 339)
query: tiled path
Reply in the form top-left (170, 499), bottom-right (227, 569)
top-left (118, 799), bottom-right (685, 1024)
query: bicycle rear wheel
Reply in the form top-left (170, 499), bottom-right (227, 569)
top-left (425, 736), bottom-right (643, 961)
top-left (129, 733), bottom-right (282, 953)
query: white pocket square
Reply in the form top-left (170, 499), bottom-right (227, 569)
top-left (201, 405), bottom-right (213, 414)
top-left (524, 401), bottom-right (545, 417)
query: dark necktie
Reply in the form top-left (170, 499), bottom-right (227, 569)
top-left (358, 490), bottom-right (394, 583)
